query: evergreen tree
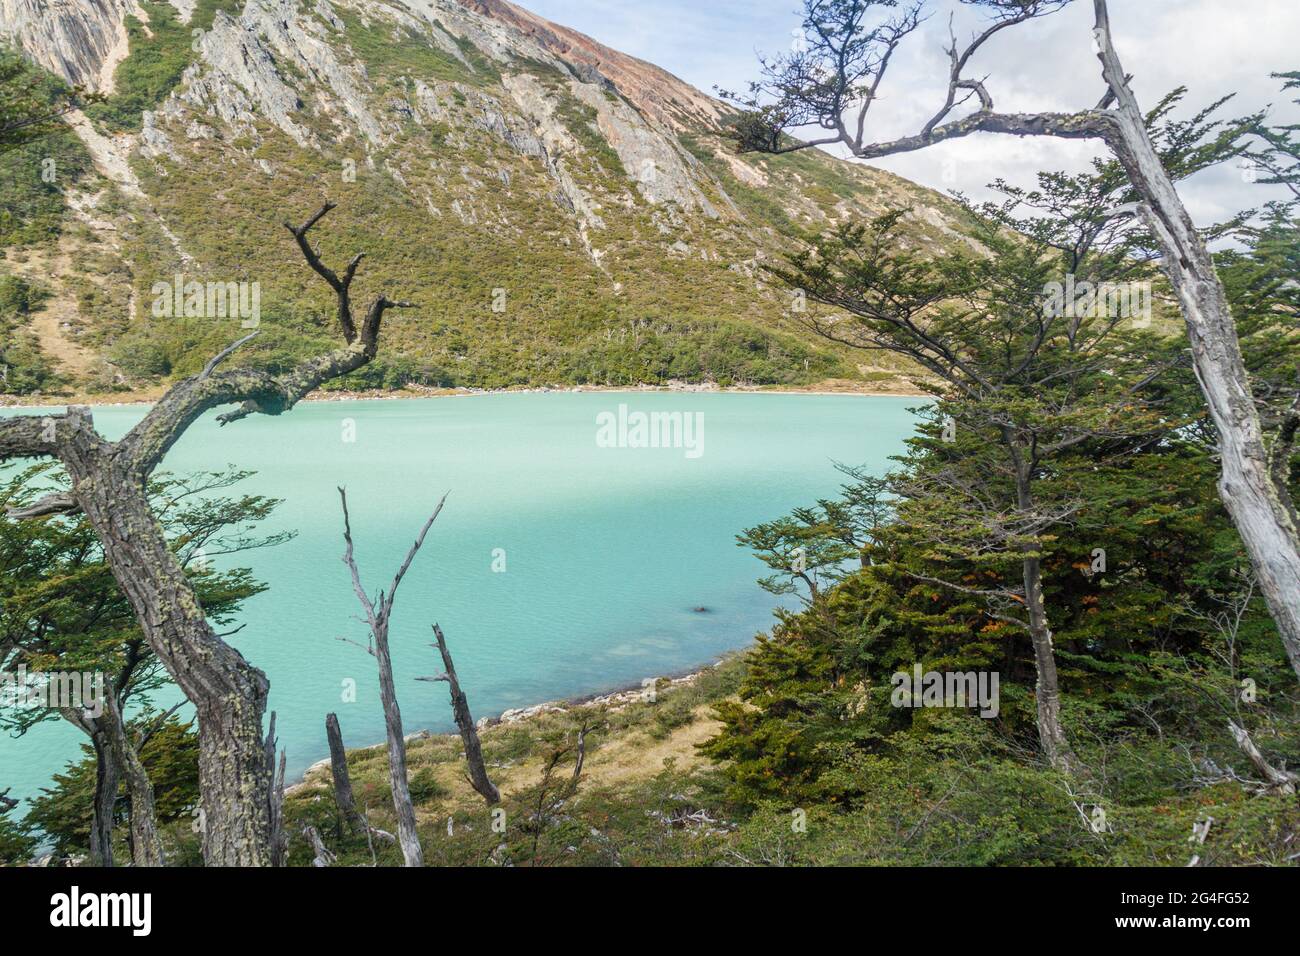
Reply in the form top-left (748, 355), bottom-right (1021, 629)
top-left (0, 465), bottom-right (291, 864)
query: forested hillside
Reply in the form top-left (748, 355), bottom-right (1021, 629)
top-left (0, 0), bottom-right (973, 398)
top-left (0, 0), bottom-right (1296, 876)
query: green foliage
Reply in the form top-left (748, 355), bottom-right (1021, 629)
top-left (1217, 208), bottom-right (1300, 504)
top-left (737, 463), bottom-right (890, 600)
top-left (0, 465), bottom-right (288, 729)
top-left (726, 721), bottom-right (1099, 865)
top-left (0, 44), bottom-right (85, 155)
top-left (705, 421), bottom-right (1300, 852)
top-left (20, 755), bottom-right (96, 859)
top-left (0, 272), bottom-right (44, 315)
top-left (104, 124), bottom-right (852, 389)
top-left (108, 332), bottom-right (173, 378)
top-left (407, 766), bottom-right (449, 803)
top-left (0, 49), bottom-right (94, 246)
top-left (0, 798), bottom-right (36, 864)
top-left (1, 465), bottom-right (289, 856)
top-left (1246, 72), bottom-right (1300, 197)
top-left (87, 1), bottom-right (241, 132)
top-left (21, 715), bottom-right (200, 860)
top-left (0, 274), bottom-right (59, 393)
top-left (134, 718), bottom-right (202, 822)
top-left (700, 174), bottom-right (1300, 864)
top-left (334, 9), bottom-right (500, 89)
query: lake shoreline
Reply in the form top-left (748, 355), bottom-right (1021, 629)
top-left (289, 656), bottom-right (732, 792)
top-left (2, 390), bottom-right (907, 807)
top-left (0, 380), bottom-right (930, 410)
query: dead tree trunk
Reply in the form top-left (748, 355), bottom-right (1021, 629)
top-left (337, 488), bottom-right (447, 867)
top-left (418, 623), bottom-right (500, 804)
top-left (61, 419), bottom-right (275, 866)
top-left (572, 719), bottom-right (600, 785)
top-left (61, 693), bottom-right (167, 866)
top-left (1228, 720), bottom-right (1299, 795)
top-left (730, 0), bottom-right (1300, 680)
top-left (265, 712), bottom-right (287, 867)
top-left (325, 712), bottom-right (362, 831)
top-left (100, 684), bottom-right (165, 866)
top-left (273, 751), bottom-right (287, 865)
top-left (303, 824), bottom-right (337, 866)
top-left (1088, 2), bottom-right (1300, 679)
top-left (59, 706), bottom-right (123, 866)
top-left (375, 638), bottom-right (419, 867)
top-left (0, 203), bottom-right (411, 865)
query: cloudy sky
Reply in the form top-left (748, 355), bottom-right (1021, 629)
top-left (522, 0), bottom-right (1300, 225)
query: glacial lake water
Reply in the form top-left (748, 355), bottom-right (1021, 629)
top-left (0, 392), bottom-right (920, 805)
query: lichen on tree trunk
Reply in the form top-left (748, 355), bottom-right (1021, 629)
top-left (0, 204), bottom-right (411, 866)
top-left (1088, 4), bottom-right (1300, 680)
top-left (101, 684), bottom-right (165, 867)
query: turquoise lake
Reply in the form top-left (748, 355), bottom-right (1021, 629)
top-left (0, 393), bottom-right (920, 805)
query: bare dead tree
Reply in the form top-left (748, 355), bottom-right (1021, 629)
top-left (265, 712), bottom-right (288, 867)
top-left (273, 750), bottom-right (287, 864)
top-left (416, 624), bottom-right (500, 804)
top-left (725, 0), bottom-right (1300, 680)
top-left (0, 203), bottom-right (411, 864)
top-left (325, 712), bottom-right (363, 831)
top-left (336, 488), bottom-right (447, 867)
top-left (1187, 816), bottom-right (1214, 867)
top-left (325, 714), bottom-right (402, 849)
top-left (1174, 576), bottom-right (1300, 797)
top-left (302, 824), bottom-right (337, 867)
top-left (1227, 721), bottom-right (1298, 795)
top-left (358, 809), bottom-right (394, 866)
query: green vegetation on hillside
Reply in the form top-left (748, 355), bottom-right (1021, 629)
top-left (334, 9), bottom-right (500, 89)
top-left (3, 0), bottom-right (958, 396)
top-left (0, 49), bottom-right (93, 246)
top-left (0, 274), bottom-right (58, 393)
top-left (88, 0), bottom-right (242, 132)
top-left (104, 104), bottom-right (851, 391)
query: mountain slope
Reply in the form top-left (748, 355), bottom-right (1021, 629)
top-left (0, 0), bottom-right (970, 395)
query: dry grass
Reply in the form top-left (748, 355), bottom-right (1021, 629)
top-left (2, 238), bottom-right (97, 379)
top-left (290, 663), bottom-right (739, 824)
top-left (295, 702), bottom-right (721, 815)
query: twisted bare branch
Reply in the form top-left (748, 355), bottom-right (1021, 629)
top-left (119, 204), bottom-right (414, 471)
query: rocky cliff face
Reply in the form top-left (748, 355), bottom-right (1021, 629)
top-left (452, 0), bottom-right (726, 131)
top-left (1, 0), bottom-right (965, 393)
top-left (142, 0), bottom-right (729, 216)
top-left (0, 0), bottom-right (136, 90)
